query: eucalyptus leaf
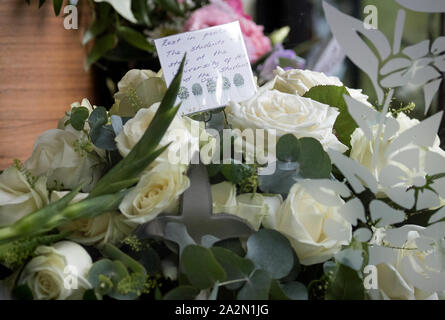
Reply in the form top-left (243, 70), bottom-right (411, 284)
top-left (269, 280), bottom-right (307, 300)
top-left (163, 286), bottom-right (199, 300)
top-left (277, 134), bottom-right (300, 162)
top-left (298, 137), bottom-right (332, 179)
top-left (87, 259), bottom-right (129, 298)
top-left (303, 85), bottom-right (355, 148)
top-left (70, 107), bottom-right (89, 131)
top-left (110, 115), bottom-right (123, 136)
top-left (246, 229), bottom-right (294, 280)
top-left (281, 282), bottom-right (308, 300)
top-left (89, 107), bottom-right (117, 151)
top-left (181, 245), bottom-right (227, 290)
top-left (258, 163), bottom-right (299, 195)
top-left (237, 270), bottom-right (271, 300)
top-left (211, 247), bottom-right (254, 290)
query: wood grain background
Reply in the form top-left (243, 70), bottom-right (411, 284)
top-left (0, 0), bottom-right (95, 169)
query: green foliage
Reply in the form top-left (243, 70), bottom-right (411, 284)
top-left (303, 85), bottom-right (356, 148)
top-left (117, 26), bottom-right (155, 52)
top-left (237, 270), bottom-right (271, 300)
top-left (53, 0), bottom-right (63, 15)
top-left (260, 136), bottom-right (331, 194)
top-left (167, 229), bottom-right (305, 300)
top-left (211, 247), bottom-right (254, 290)
top-left (325, 264), bottom-right (365, 300)
top-left (298, 137), bottom-right (332, 179)
top-left (132, 0), bottom-right (152, 27)
top-left (181, 245), bottom-right (227, 290)
top-left (270, 279), bottom-right (307, 300)
top-left (12, 284), bottom-right (33, 300)
top-left (88, 244), bottom-right (150, 300)
top-left (89, 55), bottom-right (186, 197)
top-left (163, 286), bottom-right (199, 300)
top-left (86, 33), bottom-right (116, 69)
top-left (155, 0), bottom-right (183, 16)
top-left (69, 106), bottom-right (89, 131)
top-left (246, 229), bottom-right (295, 280)
top-left (276, 134), bottom-right (300, 162)
top-left (88, 107), bottom-right (117, 150)
top-left (82, 3), bottom-right (112, 45)
top-left (0, 232), bottom-right (68, 269)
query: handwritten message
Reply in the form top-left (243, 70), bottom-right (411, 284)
top-left (155, 21), bottom-right (256, 115)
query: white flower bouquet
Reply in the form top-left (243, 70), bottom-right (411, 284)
top-left (1, 53), bottom-right (444, 300)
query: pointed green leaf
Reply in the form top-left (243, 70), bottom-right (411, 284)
top-left (117, 26), bottom-right (154, 52)
top-left (53, 0), bottom-right (63, 15)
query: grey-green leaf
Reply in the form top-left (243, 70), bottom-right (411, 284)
top-left (277, 134), bottom-right (301, 162)
top-left (164, 286), bottom-right (200, 300)
top-left (246, 229), bottom-right (294, 279)
top-left (237, 270), bottom-right (271, 300)
top-left (298, 137), bottom-right (332, 179)
top-left (181, 245), bottom-right (227, 290)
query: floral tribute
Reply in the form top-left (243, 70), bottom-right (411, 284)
top-left (1, 0), bottom-right (445, 301)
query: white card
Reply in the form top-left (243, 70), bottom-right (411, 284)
top-left (155, 21), bottom-right (257, 115)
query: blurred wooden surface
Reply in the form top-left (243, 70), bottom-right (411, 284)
top-left (0, 0), bottom-right (94, 169)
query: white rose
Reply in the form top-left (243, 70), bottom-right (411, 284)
top-left (24, 129), bottom-right (104, 192)
top-left (115, 104), bottom-right (201, 167)
top-left (371, 227), bottom-right (444, 300)
top-left (19, 241), bottom-right (92, 300)
top-left (211, 181), bottom-right (237, 215)
top-left (114, 69), bottom-right (164, 104)
top-left (211, 182), bottom-right (282, 230)
top-left (119, 163), bottom-right (190, 224)
top-left (350, 112), bottom-right (445, 200)
top-left (271, 67), bottom-right (371, 106)
top-left (263, 182), bottom-right (352, 265)
top-left (226, 89), bottom-right (348, 160)
top-left (0, 165), bottom-right (48, 227)
top-left (51, 191), bottom-right (134, 247)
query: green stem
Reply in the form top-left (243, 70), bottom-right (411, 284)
top-left (102, 244), bottom-right (145, 275)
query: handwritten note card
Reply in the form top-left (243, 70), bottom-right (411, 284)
top-left (155, 21), bottom-right (256, 115)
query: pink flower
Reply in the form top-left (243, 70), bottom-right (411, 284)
top-left (184, 0), bottom-right (271, 63)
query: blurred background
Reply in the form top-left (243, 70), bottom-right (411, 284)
top-left (0, 0), bottom-right (444, 168)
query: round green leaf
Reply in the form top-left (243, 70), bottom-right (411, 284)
top-left (211, 247), bottom-right (254, 290)
top-left (70, 107), bottom-right (89, 131)
top-left (298, 137), bottom-right (332, 179)
top-left (277, 134), bottom-right (301, 162)
top-left (181, 245), bottom-right (227, 290)
top-left (87, 259), bottom-right (128, 297)
top-left (237, 270), bottom-right (271, 300)
top-left (164, 286), bottom-right (199, 300)
top-left (246, 229), bottom-right (294, 279)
